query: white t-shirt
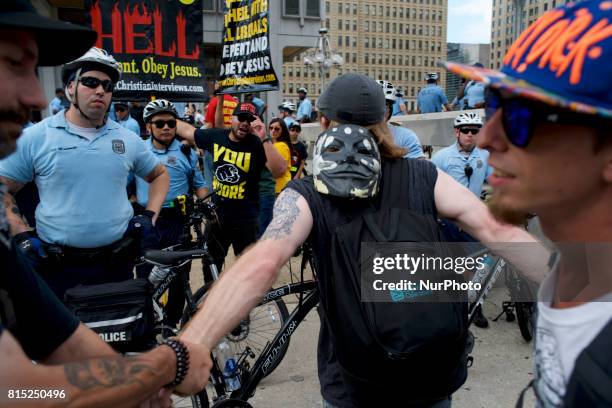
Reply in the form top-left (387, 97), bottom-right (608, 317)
top-left (534, 266), bottom-right (612, 407)
top-left (66, 120), bottom-right (102, 141)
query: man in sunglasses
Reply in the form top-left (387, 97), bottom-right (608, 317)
top-left (432, 111), bottom-right (493, 328)
top-left (135, 99), bottom-right (208, 327)
top-left (432, 112), bottom-right (491, 197)
top-left (442, 1), bottom-right (612, 405)
top-left (0, 46), bottom-right (170, 298)
top-left (113, 101), bottom-right (140, 137)
top-left (0, 0), bottom-right (208, 404)
top-left (176, 100), bottom-right (286, 274)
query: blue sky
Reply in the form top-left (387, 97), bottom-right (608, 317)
top-left (447, 0), bottom-right (493, 44)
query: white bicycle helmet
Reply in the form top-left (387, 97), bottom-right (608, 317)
top-left (62, 47), bottom-right (122, 85)
top-left (454, 112), bottom-right (484, 128)
top-left (376, 80), bottom-right (397, 103)
top-left (280, 101), bottom-right (296, 112)
top-left (425, 72), bottom-right (439, 82)
top-left (143, 99), bottom-right (178, 123)
top-left (297, 87), bottom-right (308, 94)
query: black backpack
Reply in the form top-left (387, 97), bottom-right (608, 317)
top-left (315, 160), bottom-right (469, 401)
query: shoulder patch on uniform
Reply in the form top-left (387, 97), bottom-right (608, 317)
top-left (112, 139), bottom-right (125, 154)
top-left (167, 156), bottom-right (177, 165)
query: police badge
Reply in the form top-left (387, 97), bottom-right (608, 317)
top-left (112, 140), bottom-right (126, 154)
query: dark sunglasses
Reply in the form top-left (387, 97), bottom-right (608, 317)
top-left (269, 125), bottom-right (282, 131)
top-left (459, 127), bottom-right (480, 135)
top-left (152, 119), bottom-right (177, 129)
top-left (484, 88), bottom-right (597, 148)
top-left (79, 76), bottom-right (115, 93)
top-left (114, 106), bottom-right (127, 112)
top-left (237, 113), bottom-right (256, 123)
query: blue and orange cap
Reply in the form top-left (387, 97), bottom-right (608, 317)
top-left (440, 0), bottom-right (612, 118)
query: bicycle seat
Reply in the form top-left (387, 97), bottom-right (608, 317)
top-left (144, 249), bottom-right (206, 266)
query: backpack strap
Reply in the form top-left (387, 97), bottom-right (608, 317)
top-left (515, 380), bottom-right (534, 408)
top-left (563, 318), bottom-right (612, 405)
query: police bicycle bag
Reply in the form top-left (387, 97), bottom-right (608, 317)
top-left (64, 278), bottom-right (155, 352)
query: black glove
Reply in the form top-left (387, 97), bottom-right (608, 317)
top-left (127, 210), bottom-right (161, 252)
top-left (13, 231), bottom-right (47, 267)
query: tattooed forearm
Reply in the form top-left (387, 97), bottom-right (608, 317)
top-left (262, 189), bottom-right (301, 241)
top-left (65, 356), bottom-right (156, 391)
top-left (2, 191), bottom-right (31, 235)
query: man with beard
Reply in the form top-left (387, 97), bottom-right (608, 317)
top-left (0, 46), bottom-right (169, 298)
top-left (176, 100), bottom-right (285, 274)
top-left (0, 0), bottom-right (209, 404)
top-left (441, 1), bottom-right (612, 405)
top-left (178, 73), bottom-right (549, 407)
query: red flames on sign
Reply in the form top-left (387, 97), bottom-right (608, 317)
top-left (89, 1), bottom-right (200, 60)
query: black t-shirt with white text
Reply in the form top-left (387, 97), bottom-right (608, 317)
top-left (194, 128), bottom-right (266, 223)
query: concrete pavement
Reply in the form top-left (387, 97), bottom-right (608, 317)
top-left (187, 256), bottom-right (537, 408)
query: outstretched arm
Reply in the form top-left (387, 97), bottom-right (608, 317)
top-left (0, 330), bottom-right (175, 408)
top-left (434, 169), bottom-right (551, 283)
top-left (180, 188), bottom-right (313, 350)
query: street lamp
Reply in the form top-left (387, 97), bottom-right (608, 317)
top-left (303, 27), bottom-right (343, 94)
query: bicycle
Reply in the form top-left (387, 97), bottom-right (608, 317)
top-left (176, 243), bottom-right (318, 408)
top-left (466, 248), bottom-right (536, 341)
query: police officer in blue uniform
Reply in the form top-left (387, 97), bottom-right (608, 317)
top-left (432, 111), bottom-right (492, 328)
top-left (417, 72), bottom-right (450, 113)
top-left (0, 47), bottom-right (169, 298)
top-left (432, 112), bottom-right (492, 197)
top-left (135, 99), bottom-right (208, 327)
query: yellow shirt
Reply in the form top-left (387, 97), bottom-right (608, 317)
top-left (273, 142), bottom-right (292, 194)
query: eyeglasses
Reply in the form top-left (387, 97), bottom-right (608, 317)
top-left (269, 125), bottom-right (282, 131)
top-left (79, 76), bottom-right (114, 93)
top-left (114, 106), bottom-right (127, 112)
top-left (485, 87), bottom-right (595, 148)
top-left (459, 127), bottom-right (480, 135)
top-left (236, 113), bottom-right (255, 123)
top-left (152, 119), bottom-right (177, 129)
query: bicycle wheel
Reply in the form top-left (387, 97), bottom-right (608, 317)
top-left (515, 302), bottom-right (535, 342)
top-left (181, 284), bottom-right (290, 378)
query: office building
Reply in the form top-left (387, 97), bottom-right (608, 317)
top-left (283, 0), bottom-right (448, 113)
top-left (490, 0), bottom-right (573, 69)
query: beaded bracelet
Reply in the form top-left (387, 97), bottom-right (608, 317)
top-left (163, 338), bottom-right (190, 387)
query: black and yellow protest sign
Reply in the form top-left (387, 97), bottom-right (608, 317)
top-left (219, 0), bottom-right (279, 93)
top-left (85, 0), bottom-right (206, 101)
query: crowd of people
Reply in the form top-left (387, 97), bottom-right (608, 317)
top-left (1, 0), bottom-right (610, 407)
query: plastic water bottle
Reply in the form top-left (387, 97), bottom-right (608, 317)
top-left (148, 265), bottom-right (171, 286)
top-left (216, 338), bottom-right (241, 391)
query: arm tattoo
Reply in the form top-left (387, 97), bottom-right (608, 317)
top-left (3, 191), bottom-right (30, 230)
top-left (65, 356), bottom-right (156, 390)
top-left (262, 189), bottom-right (301, 241)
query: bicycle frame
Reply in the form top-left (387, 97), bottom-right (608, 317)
top-left (220, 280), bottom-right (319, 401)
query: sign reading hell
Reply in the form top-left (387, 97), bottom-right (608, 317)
top-left (219, 0), bottom-right (279, 94)
top-left (85, 0), bottom-right (207, 101)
